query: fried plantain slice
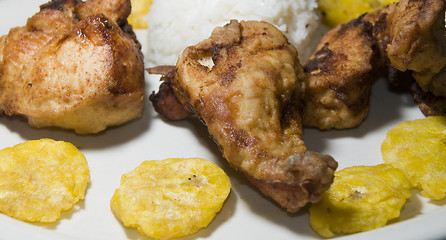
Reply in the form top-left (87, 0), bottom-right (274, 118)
top-left (319, 0), bottom-right (399, 28)
top-left (110, 157), bottom-right (231, 240)
top-left (382, 116), bottom-right (446, 200)
top-left (128, 0), bottom-right (153, 28)
top-left (309, 164), bottom-right (410, 238)
top-left (0, 139), bottom-right (90, 223)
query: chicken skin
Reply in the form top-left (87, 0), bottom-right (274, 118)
top-left (150, 20), bottom-right (337, 212)
top-left (302, 18), bottom-right (376, 130)
top-left (303, 0), bottom-right (446, 130)
top-left (0, 0), bottom-right (145, 134)
top-left (386, 0), bottom-right (446, 116)
top-left (148, 0), bottom-right (446, 211)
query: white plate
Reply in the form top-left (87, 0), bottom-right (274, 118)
top-left (0, 1), bottom-right (445, 240)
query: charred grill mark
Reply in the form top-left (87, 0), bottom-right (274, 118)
top-left (304, 44), bottom-right (333, 73)
top-left (305, 17), bottom-right (375, 75)
top-left (338, 14), bottom-right (374, 37)
top-left (412, 82), bottom-right (446, 115)
top-left (373, 13), bottom-right (389, 36)
top-left (338, 16), bottom-right (364, 34)
top-left (280, 100), bottom-right (302, 130)
top-left (305, 45), bottom-right (351, 75)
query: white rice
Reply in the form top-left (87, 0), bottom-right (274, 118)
top-left (145, 0), bottom-right (326, 67)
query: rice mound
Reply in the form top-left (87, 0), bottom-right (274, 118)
top-left (145, 0), bottom-right (325, 67)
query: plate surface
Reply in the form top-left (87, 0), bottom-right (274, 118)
top-left (0, 1), bottom-right (445, 240)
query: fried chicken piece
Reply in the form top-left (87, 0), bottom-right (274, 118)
top-left (148, 66), bottom-right (193, 121)
top-left (386, 0), bottom-right (446, 116)
top-left (303, 0), bottom-right (446, 130)
top-left (361, 3), bottom-right (410, 86)
top-left (302, 18), bottom-right (376, 130)
top-left (151, 20), bottom-right (337, 212)
top-left (412, 80), bottom-right (446, 116)
top-left (0, 0), bottom-right (144, 134)
top-left (387, 0), bottom-right (446, 77)
top-left (302, 3), bottom-right (409, 130)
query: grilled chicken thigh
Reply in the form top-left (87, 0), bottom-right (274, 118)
top-left (0, 0), bottom-right (144, 134)
top-left (150, 20), bottom-right (337, 212)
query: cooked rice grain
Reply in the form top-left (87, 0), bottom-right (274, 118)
top-left (145, 0), bottom-right (325, 66)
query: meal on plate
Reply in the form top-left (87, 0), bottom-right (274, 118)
top-left (110, 158), bottom-right (231, 240)
top-left (309, 164), bottom-right (411, 238)
top-left (0, 139), bottom-right (90, 223)
top-left (0, 0), bottom-right (145, 134)
top-left (149, 19), bottom-right (338, 213)
top-left (382, 116), bottom-right (446, 200)
top-left (1, 0), bottom-right (446, 238)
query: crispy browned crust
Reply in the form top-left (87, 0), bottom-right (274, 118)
top-left (148, 66), bottom-right (193, 121)
top-left (303, 0), bottom-right (446, 127)
top-left (151, 20), bottom-right (337, 212)
top-left (412, 81), bottom-right (446, 116)
top-left (303, 17), bottom-right (376, 130)
top-left (247, 151), bottom-right (337, 212)
top-left (386, 0), bottom-right (446, 115)
top-left (387, 0), bottom-right (446, 74)
top-left (0, 0), bottom-right (145, 134)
